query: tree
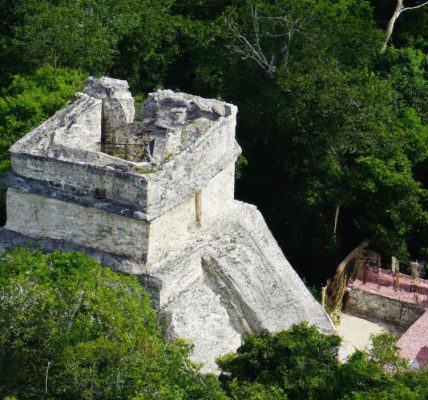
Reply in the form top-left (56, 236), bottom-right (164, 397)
top-left (336, 351), bottom-right (395, 399)
top-left (381, 0), bottom-right (428, 53)
top-left (369, 333), bottom-right (408, 373)
top-left (0, 247), bottom-right (226, 400)
top-left (226, 380), bottom-right (287, 400)
top-left (0, 64), bottom-right (87, 175)
top-left (11, 0), bottom-right (177, 90)
top-left (217, 324), bottom-right (428, 400)
top-left (0, 0), bottom-right (21, 86)
top-left (217, 322), bottom-right (341, 400)
top-left (226, 3), bottom-right (300, 79)
top-left (222, 0), bottom-right (384, 79)
top-left (208, 0), bottom-right (428, 282)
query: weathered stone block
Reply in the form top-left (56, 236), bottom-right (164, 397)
top-left (6, 189), bottom-right (148, 260)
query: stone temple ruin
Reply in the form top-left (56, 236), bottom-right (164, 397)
top-left (0, 77), bottom-right (334, 371)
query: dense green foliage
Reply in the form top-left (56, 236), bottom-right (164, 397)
top-left (0, 65), bottom-right (87, 173)
top-left (218, 325), bottom-right (428, 400)
top-left (2, 248), bottom-right (428, 400)
top-left (217, 323), bottom-right (341, 400)
top-left (3, 0), bottom-right (177, 90)
top-left (0, 248), bottom-right (226, 400)
top-left (210, 0), bottom-right (428, 281)
top-left (2, 0), bottom-right (426, 283)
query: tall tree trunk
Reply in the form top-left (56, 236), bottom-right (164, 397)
top-left (381, 0), bottom-right (403, 53)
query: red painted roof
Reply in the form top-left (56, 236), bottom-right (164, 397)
top-left (348, 268), bottom-right (428, 306)
top-left (416, 346), bottom-right (428, 368)
top-left (397, 312), bottom-right (428, 363)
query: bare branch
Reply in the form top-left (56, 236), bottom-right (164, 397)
top-left (225, 5), bottom-right (300, 78)
top-left (402, 1), bottom-right (428, 12)
top-left (227, 20), bottom-right (273, 75)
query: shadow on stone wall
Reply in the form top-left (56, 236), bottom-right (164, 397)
top-left (343, 288), bottom-right (425, 333)
top-left (0, 183), bottom-right (6, 227)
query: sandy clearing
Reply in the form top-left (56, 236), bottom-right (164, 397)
top-left (336, 312), bottom-right (399, 361)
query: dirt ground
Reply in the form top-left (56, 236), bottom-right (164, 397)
top-left (336, 312), bottom-right (400, 361)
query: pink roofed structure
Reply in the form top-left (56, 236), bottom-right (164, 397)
top-left (347, 266), bottom-right (428, 368)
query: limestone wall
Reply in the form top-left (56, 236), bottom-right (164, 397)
top-left (146, 195), bottom-right (197, 264)
top-left (199, 162), bottom-right (235, 225)
top-left (10, 105), bottom-right (238, 219)
top-left (145, 116), bottom-right (240, 220)
top-left (5, 189), bottom-right (149, 259)
top-left (8, 81), bottom-right (240, 221)
top-left (11, 154), bottom-right (148, 209)
top-left (344, 288), bottom-right (425, 332)
top-left (146, 162), bottom-right (235, 264)
top-left (53, 98), bottom-right (103, 152)
top-left (11, 94), bottom-right (102, 155)
top-left (83, 76), bottom-right (135, 135)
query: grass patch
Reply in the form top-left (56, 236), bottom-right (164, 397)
top-left (133, 166), bottom-right (156, 174)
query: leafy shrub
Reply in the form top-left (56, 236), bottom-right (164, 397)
top-left (0, 247), bottom-right (226, 400)
top-left (218, 322), bottom-right (341, 400)
top-left (0, 64), bottom-right (87, 174)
